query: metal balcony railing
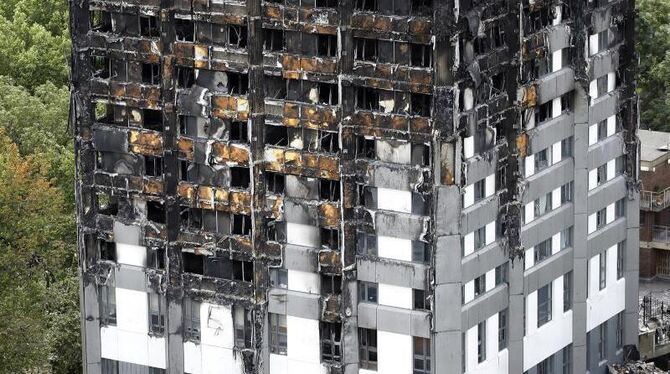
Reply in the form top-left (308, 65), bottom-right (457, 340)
top-left (652, 225), bottom-right (670, 243)
top-left (641, 187), bottom-right (670, 211)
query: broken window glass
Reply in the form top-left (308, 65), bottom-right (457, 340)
top-left (320, 227), bottom-right (339, 250)
top-left (147, 200), bottom-right (166, 224)
top-left (141, 63), bottom-right (161, 85)
top-left (319, 179), bottom-right (340, 201)
top-left (90, 9), bottom-right (112, 32)
top-left (230, 120), bottom-right (248, 142)
top-left (355, 87), bottom-right (380, 111)
top-left (265, 124), bottom-right (289, 146)
top-left (175, 19), bottom-right (195, 42)
top-left (317, 34), bottom-right (337, 57)
top-left (227, 72), bottom-right (249, 95)
top-left (320, 322), bottom-right (342, 363)
top-left (140, 15), bottom-right (160, 37)
top-left (354, 38), bottom-right (378, 62)
top-left (410, 93), bottom-right (432, 117)
top-left (232, 214), bottom-right (252, 236)
top-left (176, 67), bottom-right (195, 88)
top-left (183, 298), bottom-right (201, 342)
top-left (264, 28), bottom-right (284, 51)
top-left (266, 172), bottom-right (285, 194)
top-left (355, 0), bottom-right (377, 10)
top-left (410, 43), bottom-right (432, 67)
top-left (144, 156), bottom-right (163, 177)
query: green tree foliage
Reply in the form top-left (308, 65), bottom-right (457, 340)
top-left (0, 0), bottom-right (81, 372)
top-left (637, 0), bottom-right (670, 130)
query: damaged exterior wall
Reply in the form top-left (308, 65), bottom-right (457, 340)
top-left (70, 0), bottom-right (638, 373)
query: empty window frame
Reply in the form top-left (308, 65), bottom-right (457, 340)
top-left (359, 328), bottom-right (378, 370)
top-left (499, 309), bottom-right (508, 350)
top-left (148, 293), bottom-right (166, 334)
top-left (355, 87), bottom-right (380, 111)
top-left (320, 228), bottom-right (339, 250)
top-left (140, 15), bottom-right (160, 37)
top-left (315, 0), bottom-right (338, 7)
top-left (410, 43), bottom-right (432, 67)
top-left (474, 274), bottom-right (486, 298)
top-left (413, 337), bottom-right (431, 374)
top-left (144, 156), bottom-right (163, 177)
top-left (176, 66), bottom-right (195, 88)
top-left (230, 120), bottom-right (248, 142)
top-left (92, 56), bottom-right (112, 79)
top-left (359, 281), bottom-right (378, 303)
top-left (232, 260), bottom-right (253, 282)
top-left (147, 246), bottom-right (165, 269)
top-left (90, 9), bottom-right (112, 32)
top-left (183, 252), bottom-right (204, 274)
top-left (413, 289), bottom-right (430, 310)
top-left (266, 172), bottom-right (286, 194)
top-left (99, 239), bottom-right (116, 262)
top-left (196, 22), bottom-right (248, 48)
top-left (317, 82), bottom-right (339, 105)
top-left (227, 72), bottom-right (249, 95)
top-left (175, 19), bottom-right (195, 42)
top-left (233, 305), bottom-right (252, 348)
top-left (143, 109), bottom-right (163, 131)
top-left (411, 0), bottom-right (433, 16)
top-left (321, 274), bottom-right (342, 295)
top-left (265, 124), bottom-right (289, 146)
top-left (355, 0), bottom-right (378, 11)
top-left (269, 313), bottom-right (287, 355)
top-left (356, 136), bottom-right (376, 158)
top-left (320, 322), bottom-right (342, 363)
top-left (537, 283), bottom-right (552, 327)
top-left (141, 63), bottom-right (161, 86)
top-left (319, 179), bottom-right (340, 201)
top-left (317, 34), bottom-right (337, 57)
top-left (354, 38), bottom-right (378, 62)
top-left (264, 28), bottom-right (284, 51)
top-left (232, 214), bottom-right (252, 236)
top-left (184, 299), bottom-right (201, 342)
top-left (230, 167), bottom-right (250, 189)
top-left (319, 130), bottom-right (340, 153)
top-left (99, 283), bottom-right (117, 325)
top-left (410, 93), bottom-right (432, 117)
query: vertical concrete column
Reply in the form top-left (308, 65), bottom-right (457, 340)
top-left (572, 84), bottom-right (589, 374)
top-left (507, 260), bottom-right (524, 374)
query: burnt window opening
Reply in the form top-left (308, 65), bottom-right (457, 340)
top-left (411, 0), bottom-right (432, 16)
top-left (176, 19), bottom-right (195, 42)
top-left (354, 38), bottom-right (378, 62)
top-left (232, 260), bottom-right (253, 282)
top-left (266, 172), bottom-right (285, 194)
top-left (141, 63), bottom-right (161, 85)
top-left (526, 6), bottom-right (553, 34)
top-left (412, 240), bottom-right (431, 263)
top-left (227, 72), bottom-right (249, 95)
top-left (410, 43), bottom-right (432, 67)
top-left (92, 56), bottom-right (111, 79)
top-left (319, 131), bottom-right (339, 153)
top-left (147, 247), bottom-right (165, 269)
top-left (317, 82), bottom-right (338, 105)
top-left (266, 76), bottom-right (288, 99)
top-left (321, 274), bottom-right (342, 295)
top-left (177, 67), bottom-right (195, 88)
top-left (90, 9), bottom-right (112, 32)
top-left (356, 87), bottom-right (380, 111)
top-left (144, 156), bottom-right (163, 177)
top-left (413, 289), bottom-right (430, 310)
top-left (265, 124), bottom-right (289, 146)
top-left (148, 293), bottom-right (166, 335)
top-left (410, 93), bottom-right (432, 117)
top-left (233, 306), bottom-right (253, 348)
top-left (264, 28), bottom-right (285, 51)
top-left (99, 239), bottom-right (116, 262)
top-left (227, 25), bottom-right (248, 48)
top-left (316, 0), bottom-right (338, 7)
top-left (356, 136), bottom-right (376, 159)
top-left (355, 0), bottom-right (377, 11)
top-left (232, 214), bottom-right (252, 236)
top-left (230, 167), bottom-right (250, 189)
top-left (230, 121), bottom-right (248, 142)
top-left (491, 73), bottom-right (506, 93)
top-left (320, 228), bottom-right (339, 250)
top-left (143, 109), bottom-right (163, 131)
top-left (183, 299), bottom-right (201, 342)
top-left (319, 179), bottom-right (340, 201)
top-left (535, 100), bottom-right (552, 124)
top-left (183, 252), bottom-right (204, 275)
top-left (97, 192), bottom-right (119, 216)
top-left (178, 115), bottom-right (189, 135)
top-left (147, 201), bottom-right (166, 224)
top-left (320, 322), bottom-right (342, 363)
top-left (411, 143), bottom-right (431, 166)
top-left (140, 15), bottom-right (160, 37)
top-left (94, 102), bottom-right (113, 123)
top-left (179, 161), bottom-right (192, 182)
top-left (181, 206), bottom-right (203, 230)
top-left (317, 34), bottom-right (337, 57)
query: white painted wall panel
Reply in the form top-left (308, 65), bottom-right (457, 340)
top-left (116, 243), bottom-right (147, 267)
top-left (378, 283), bottom-right (413, 309)
top-left (552, 97), bottom-right (562, 119)
top-left (552, 233), bottom-right (561, 255)
top-left (607, 115), bottom-right (616, 136)
top-left (464, 232), bottom-right (475, 257)
top-left (525, 247), bottom-right (535, 270)
top-left (552, 188), bottom-right (561, 210)
top-left (464, 136), bottom-right (475, 159)
top-left (525, 155), bottom-right (535, 177)
top-left (607, 71), bottom-right (616, 92)
top-left (606, 203), bottom-right (615, 224)
top-left (287, 316), bottom-right (320, 365)
top-left (485, 175), bottom-right (495, 198)
top-left (286, 223), bottom-right (320, 248)
top-left (464, 280), bottom-right (475, 304)
top-left (588, 213), bottom-right (597, 234)
top-left (377, 331), bottom-right (412, 374)
top-left (147, 336), bottom-right (167, 369)
top-left (270, 354), bottom-right (288, 374)
top-left (100, 326), bottom-right (119, 361)
top-left (552, 49), bottom-right (562, 72)
top-left (523, 292), bottom-right (573, 369)
top-left (485, 222), bottom-right (496, 245)
top-left (464, 184), bottom-right (475, 208)
top-left (288, 270), bottom-right (320, 294)
top-left (525, 202), bottom-right (535, 224)
top-left (587, 248), bottom-right (626, 331)
top-left (485, 269), bottom-right (496, 292)
top-left (376, 187), bottom-right (412, 213)
top-left (589, 124), bottom-right (598, 146)
top-left (184, 341), bottom-right (202, 374)
top-left (588, 168), bottom-right (598, 190)
top-left (589, 79), bottom-right (598, 106)
top-left (552, 141), bottom-right (562, 164)
top-left (116, 287), bottom-right (148, 333)
top-left (589, 34), bottom-right (599, 56)
top-left (607, 159), bottom-right (616, 181)
top-left (377, 236), bottom-right (412, 262)
top-left (201, 302), bottom-right (234, 349)
top-left (376, 141), bottom-right (411, 164)
top-left (117, 330), bottom-right (150, 367)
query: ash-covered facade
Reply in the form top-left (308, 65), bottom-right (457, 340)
top-left (69, 0), bottom-right (639, 373)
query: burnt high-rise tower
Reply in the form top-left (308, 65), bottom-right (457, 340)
top-left (70, 0), bottom-right (639, 373)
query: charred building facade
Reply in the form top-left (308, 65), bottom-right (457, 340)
top-left (69, 0), bottom-right (639, 373)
